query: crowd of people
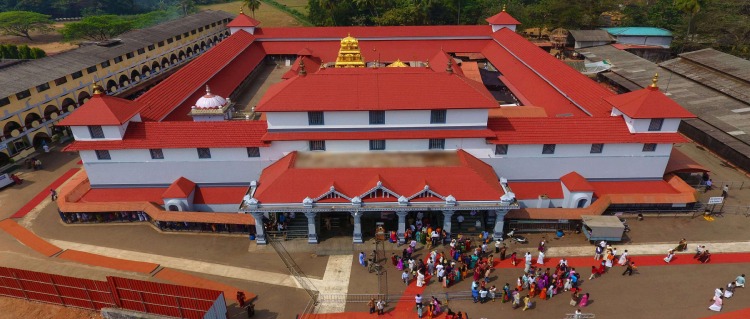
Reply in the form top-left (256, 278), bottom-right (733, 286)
top-left (709, 274), bottom-right (745, 312)
top-left (56, 209), bottom-right (251, 234)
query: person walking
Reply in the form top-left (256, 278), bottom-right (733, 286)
top-left (402, 270), bottom-right (410, 285)
top-left (579, 293), bottom-right (590, 307)
top-left (537, 251), bottom-right (545, 265)
top-left (49, 189), bottom-right (58, 201)
top-left (722, 185), bottom-right (729, 198)
top-left (415, 294), bottom-right (423, 308)
top-left (376, 299), bottom-right (385, 315)
top-left (622, 261), bottom-right (636, 276)
top-left (368, 298), bottom-right (376, 314)
top-left (522, 295), bottom-right (532, 311)
top-left (664, 249), bottom-right (675, 263)
top-left (358, 252), bottom-right (366, 267)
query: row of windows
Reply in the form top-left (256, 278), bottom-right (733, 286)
top-left (308, 139), bottom-right (446, 151)
top-left (494, 143), bottom-right (658, 155)
top-left (95, 147), bottom-right (261, 160)
top-left (14, 20), bottom-right (229, 100)
top-left (308, 110), bottom-right (448, 126)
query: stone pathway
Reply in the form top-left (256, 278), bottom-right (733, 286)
top-left (310, 255), bottom-right (353, 314)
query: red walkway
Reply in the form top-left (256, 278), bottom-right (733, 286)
top-left (10, 168), bottom-right (80, 218)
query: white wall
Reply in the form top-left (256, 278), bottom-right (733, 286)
top-left (265, 109), bottom-right (489, 130)
top-left (71, 122), bottom-right (128, 141)
top-left (491, 25), bottom-right (517, 32)
top-left (612, 110), bottom-right (682, 133)
top-left (194, 203), bottom-right (241, 212)
top-left (309, 138), bottom-right (488, 152)
top-left (616, 35), bottom-right (672, 47)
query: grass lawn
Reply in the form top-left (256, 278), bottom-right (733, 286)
top-left (200, 1), bottom-right (304, 27)
top-left (0, 23), bottom-right (76, 55)
top-left (276, 0), bottom-right (309, 15)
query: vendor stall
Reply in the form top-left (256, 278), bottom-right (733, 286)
top-left (581, 215), bottom-right (625, 242)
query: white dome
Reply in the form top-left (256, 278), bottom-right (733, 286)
top-left (193, 85), bottom-right (226, 109)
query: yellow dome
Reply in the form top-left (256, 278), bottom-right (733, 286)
top-left (341, 33), bottom-right (358, 45)
top-left (387, 59), bottom-right (408, 67)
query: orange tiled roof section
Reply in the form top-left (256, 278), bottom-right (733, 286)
top-left (227, 12), bottom-right (260, 27)
top-left (605, 86), bottom-right (696, 119)
top-left (136, 30), bottom-right (256, 121)
top-left (57, 170), bottom-right (255, 225)
top-left (63, 121), bottom-right (268, 151)
top-left (487, 117), bottom-right (688, 144)
top-left (57, 94), bottom-right (142, 126)
top-left (485, 11), bottom-right (521, 25)
top-left (163, 177), bottom-right (196, 198)
top-left (261, 129), bottom-right (495, 142)
top-left (488, 28), bottom-right (616, 117)
top-left (255, 67), bottom-right (498, 112)
top-left (560, 172), bottom-right (595, 192)
top-left (253, 150), bottom-right (504, 203)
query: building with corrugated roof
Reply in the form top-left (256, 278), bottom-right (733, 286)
top-left (54, 9), bottom-right (700, 244)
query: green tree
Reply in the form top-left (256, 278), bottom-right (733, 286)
top-left (30, 47), bottom-right (46, 58)
top-left (243, 0), bottom-right (261, 18)
top-left (5, 44), bottom-right (19, 59)
top-left (0, 11), bottom-right (53, 40)
top-left (176, 0), bottom-right (196, 17)
top-left (59, 15), bottom-right (134, 41)
top-left (674, 0), bottom-right (708, 41)
top-left (17, 44), bottom-right (31, 59)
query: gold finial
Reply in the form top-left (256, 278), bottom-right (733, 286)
top-left (650, 73), bottom-right (659, 88)
top-left (425, 59), bottom-right (430, 68)
top-left (240, 7), bottom-right (243, 14)
top-left (92, 82), bottom-right (104, 95)
top-left (445, 60), bottom-right (453, 74)
top-left (205, 85), bottom-right (211, 95)
top-left (502, 4), bottom-right (507, 12)
top-left (299, 59), bottom-right (307, 76)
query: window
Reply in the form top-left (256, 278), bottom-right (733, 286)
top-left (15, 90), bottom-right (31, 100)
top-left (369, 140), bottom-right (385, 150)
top-left (86, 65), bottom-right (97, 74)
top-left (590, 143), bottom-right (604, 154)
top-left (309, 140), bottom-right (326, 151)
top-left (100, 60), bottom-right (110, 68)
top-left (430, 110), bottom-right (447, 124)
top-left (175, 35), bottom-right (182, 40)
top-left (147, 44), bottom-right (155, 50)
top-left (495, 144), bottom-right (508, 155)
top-left (642, 143), bottom-right (657, 152)
top-left (54, 76), bottom-right (68, 86)
top-left (126, 52), bottom-right (134, 59)
top-left (211, 22), bottom-right (216, 27)
top-left (198, 27), bottom-right (204, 32)
top-left (167, 38), bottom-right (174, 44)
top-left (88, 125), bottom-right (104, 139)
top-left (158, 41), bottom-right (165, 47)
top-left (648, 118), bottom-right (664, 131)
top-left (114, 56), bottom-right (123, 63)
top-left (428, 139), bottom-right (445, 150)
top-left (369, 111), bottom-right (385, 125)
top-left (0, 97), bottom-right (9, 107)
top-left (542, 144), bottom-right (556, 154)
top-left (308, 111), bottom-right (324, 125)
top-left (247, 147), bottom-right (260, 157)
top-left (137, 48), bottom-right (145, 55)
top-left (197, 148), bottom-right (211, 158)
top-left (71, 71), bottom-right (83, 79)
top-left (95, 150), bottom-right (111, 160)
top-left (191, 29), bottom-right (197, 35)
top-left (149, 149), bottom-right (164, 159)
top-left (183, 32), bottom-right (189, 37)
top-left (36, 83), bottom-right (50, 93)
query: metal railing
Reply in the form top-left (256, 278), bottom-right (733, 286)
top-left (689, 180), bottom-right (745, 191)
top-left (268, 237), bottom-right (320, 317)
top-left (317, 291), bottom-right (474, 304)
top-left (564, 314), bottom-right (595, 319)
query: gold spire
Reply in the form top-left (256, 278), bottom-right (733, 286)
top-left (92, 82), bottom-right (104, 95)
top-left (424, 59), bottom-right (430, 68)
top-left (240, 7), bottom-right (244, 14)
top-left (650, 73), bottom-right (659, 88)
top-left (335, 34), bottom-right (365, 68)
top-left (502, 4), bottom-right (507, 12)
top-left (299, 59), bottom-right (307, 76)
top-left (445, 60), bottom-right (453, 74)
top-left (387, 59), bottom-right (408, 67)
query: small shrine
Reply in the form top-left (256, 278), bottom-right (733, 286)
top-left (387, 59), bottom-right (408, 67)
top-left (334, 34), bottom-right (366, 68)
top-left (188, 85), bottom-right (234, 121)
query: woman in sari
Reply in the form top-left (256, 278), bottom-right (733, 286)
top-left (709, 295), bottom-right (723, 312)
top-left (417, 270), bottom-right (425, 287)
top-left (618, 250), bottom-right (629, 266)
top-left (397, 257), bottom-right (404, 271)
top-left (579, 293), bottom-right (590, 307)
top-left (510, 252), bottom-right (518, 266)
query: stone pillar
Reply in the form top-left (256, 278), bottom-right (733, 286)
top-left (351, 211), bottom-right (363, 244)
top-left (442, 210), bottom-right (454, 237)
top-left (396, 210), bottom-right (409, 245)
top-left (305, 211), bottom-right (318, 244)
top-left (493, 209), bottom-right (508, 240)
top-left (250, 212), bottom-right (266, 245)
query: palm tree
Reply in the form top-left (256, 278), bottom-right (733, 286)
top-left (243, 0), bottom-right (261, 18)
top-left (674, 0), bottom-right (707, 41)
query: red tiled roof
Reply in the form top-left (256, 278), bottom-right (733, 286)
top-left (256, 67), bottom-right (498, 112)
top-left (193, 186), bottom-right (248, 205)
top-left (253, 25), bottom-right (491, 39)
top-left (253, 150), bottom-right (504, 203)
top-left (507, 181), bottom-right (563, 199)
top-left (485, 11), bottom-right (521, 25)
top-left (163, 177), bottom-right (196, 198)
top-left (259, 40), bottom-right (490, 64)
top-left (591, 180), bottom-right (679, 197)
top-left (487, 117), bottom-right (688, 144)
top-left (488, 29), bottom-right (616, 117)
top-left (665, 147), bottom-right (709, 174)
top-left (605, 86), bottom-right (696, 119)
top-left (282, 55), bottom-right (322, 79)
top-left (227, 13), bottom-right (260, 27)
top-left (560, 172), bottom-right (595, 192)
top-left (460, 61), bottom-right (482, 83)
top-left (163, 43), bottom-right (267, 121)
top-left (262, 129), bottom-right (495, 142)
top-left (137, 30), bottom-right (256, 122)
top-left (80, 186), bottom-right (246, 205)
top-left (63, 121), bottom-right (268, 151)
top-left (57, 94), bottom-right (141, 126)
top-left (430, 50), bottom-right (464, 75)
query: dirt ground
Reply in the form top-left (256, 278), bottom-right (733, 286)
top-left (0, 296), bottom-right (102, 319)
top-left (0, 23), bottom-right (76, 55)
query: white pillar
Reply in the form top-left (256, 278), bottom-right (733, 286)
top-left (351, 211), bottom-right (363, 244)
top-left (305, 211), bottom-right (318, 244)
top-left (493, 209), bottom-right (508, 240)
top-left (442, 210), bottom-right (454, 237)
top-left (250, 212), bottom-right (266, 245)
top-left (396, 210), bottom-right (408, 244)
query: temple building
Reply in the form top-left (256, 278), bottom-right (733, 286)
top-left (56, 8), bottom-right (698, 244)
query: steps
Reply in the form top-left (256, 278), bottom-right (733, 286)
top-left (267, 213), bottom-right (308, 240)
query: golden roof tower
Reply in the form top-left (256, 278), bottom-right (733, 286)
top-left (335, 34), bottom-right (366, 68)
